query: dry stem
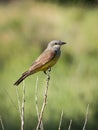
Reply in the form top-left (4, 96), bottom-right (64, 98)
top-left (16, 81), bottom-right (25, 130)
top-left (58, 110), bottom-right (63, 130)
top-left (35, 77), bottom-right (44, 130)
top-left (82, 104), bottom-right (89, 130)
top-left (36, 69), bottom-right (50, 130)
top-left (0, 116), bottom-right (5, 130)
top-left (21, 81), bottom-right (25, 130)
top-left (68, 120), bottom-right (72, 130)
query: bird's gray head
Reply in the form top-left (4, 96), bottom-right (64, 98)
top-left (47, 40), bottom-right (66, 50)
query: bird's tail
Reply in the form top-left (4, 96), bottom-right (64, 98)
top-left (14, 71), bottom-right (29, 86)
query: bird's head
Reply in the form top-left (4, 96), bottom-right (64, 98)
top-left (47, 40), bottom-right (66, 50)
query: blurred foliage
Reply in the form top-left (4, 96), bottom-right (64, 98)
top-left (36, 0), bottom-right (98, 5)
top-left (0, 1), bottom-right (98, 130)
top-left (0, 0), bottom-right (98, 5)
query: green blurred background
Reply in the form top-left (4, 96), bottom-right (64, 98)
top-left (0, 0), bottom-right (98, 130)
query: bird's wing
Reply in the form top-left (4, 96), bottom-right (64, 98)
top-left (29, 49), bottom-right (57, 71)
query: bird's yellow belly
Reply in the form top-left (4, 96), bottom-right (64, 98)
top-left (40, 56), bottom-right (59, 71)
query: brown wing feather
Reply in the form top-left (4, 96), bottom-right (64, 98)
top-left (29, 49), bottom-right (56, 72)
top-left (14, 50), bottom-right (57, 86)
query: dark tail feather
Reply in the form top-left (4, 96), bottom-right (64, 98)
top-left (14, 71), bottom-right (29, 86)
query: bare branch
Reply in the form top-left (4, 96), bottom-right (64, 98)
top-left (16, 81), bottom-right (25, 130)
top-left (36, 69), bottom-right (50, 130)
top-left (35, 77), bottom-right (44, 130)
top-left (21, 81), bottom-right (25, 130)
top-left (58, 110), bottom-right (63, 130)
top-left (82, 104), bottom-right (89, 130)
top-left (68, 120), bottom-right (72, 130)
top-left (0, 116), bottom-right (5, 130)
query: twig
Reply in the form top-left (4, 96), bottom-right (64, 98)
top-left (58, 110), bottom-right (63, 130)
top-left (82, 104), bottom-right (89, 130)
top-left (68, 120), bottom-right (72, 130)
top-left (16, 81), bottom-right (25, 130)
top-left (35, 77), bottom-right (44, 130)
top-left (0, 116), bottom-right (5, 130)
top-left (36, 69), bottom-right (50, 130)
top-left (21, 81), bottom-right (25, 130)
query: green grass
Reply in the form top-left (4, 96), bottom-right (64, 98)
top-left (0, 1), bottom-right (98, 130)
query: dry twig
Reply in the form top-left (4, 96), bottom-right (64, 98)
top-left (58, 110), bottom-right (63, 130)
top-left (16, 81), bottom-right (25, 130)
top-left (36, 69), bottom-right (50, 130)
top-left (21, 81), bottom-right (25, 130)
top-left (68, 120), bottom-right (72, 130)
top-left (82, 104), bottom-right (89, 130)
top-left (0, 116), bottom-right (5, 130)
top-left (35, 77), bottom-right (44, 130)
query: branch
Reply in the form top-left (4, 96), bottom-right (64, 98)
top-left (36, 69), bottom-right (50, 130)
top-left (16, 81), bottom-right (25, 130)
top-left (21, 81), bottom-right (25, 130)
top-left (58, 110), bottom-right (63, 130)
top-left (35, 77), bottom-right (44, 130)
top-left (0, 116), bottom-right (5, 130)
top-left (68, 120), bottom-right (72, 130)
top-left (82, 104), bottom-right (89, 130)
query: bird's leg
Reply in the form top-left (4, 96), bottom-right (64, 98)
top-left (47, 68), bottom-right (51, 80)
top-left (44, 71), bottom-right (47, 75)
top-left (48, 68), bottom-right (51, 72)
top-left (44, 68), bottom-right (51, 74)
top-left (44, 68), bottom-right (51, 80)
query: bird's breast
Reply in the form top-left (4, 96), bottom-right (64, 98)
top-left (40, 50), bottom-right (61, 71)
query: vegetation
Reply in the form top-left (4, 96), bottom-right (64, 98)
top-left (0, 1), bottom-right (98, 130)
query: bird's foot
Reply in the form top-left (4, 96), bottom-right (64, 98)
top-left (48, 68), bottom-right (51, 72)
top-left (44, 68), bottom-right (51, 80)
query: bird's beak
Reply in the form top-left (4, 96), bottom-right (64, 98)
top-left (61, 41), bottom-right (67, 45)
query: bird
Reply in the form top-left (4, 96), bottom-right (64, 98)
top-left (14, 40), bottom-right (66, 86)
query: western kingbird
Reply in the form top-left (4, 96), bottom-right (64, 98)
top-left (14, 40), bottom-right (66, 86)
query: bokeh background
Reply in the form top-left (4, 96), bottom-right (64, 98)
top-left (0, 0), bottom-right (98, 130)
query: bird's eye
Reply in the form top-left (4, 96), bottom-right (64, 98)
top-left (55, 43), bottom-right (58, 45)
